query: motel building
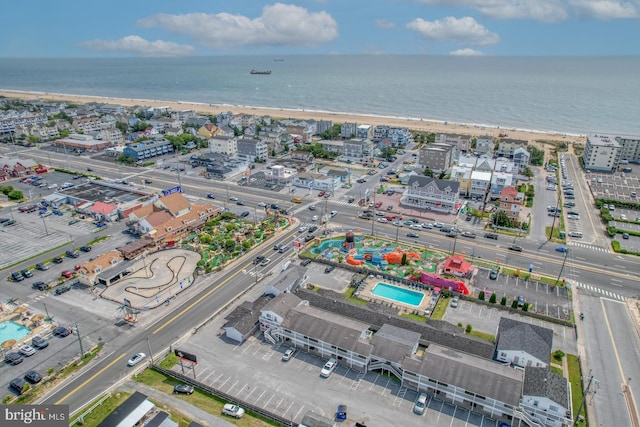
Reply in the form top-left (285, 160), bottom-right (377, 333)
top-left (258, 292), bottom-right (572, 427)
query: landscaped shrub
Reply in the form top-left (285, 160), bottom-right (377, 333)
top-left (489, 293), bottom-right (497, 303)
top-left (500, 296), bottom-right (507, 306)
top-left (465, 324), bottom-right (472, 333)
top-left (478, 291), bottom-right (485, 300)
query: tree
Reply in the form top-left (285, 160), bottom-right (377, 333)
top-left (380, 147), bottom-right (397, 160)
top-left (115, 122), bottom-right (128, 135)
top-left (511, 300), bottom-right (518, 309)
top-left (493, 210), bottom-right (514, 228)
top-left (131, 122), bottom-right (149, 132)
top-left (489, 293), bottom-right (497, 303)
top-left (7, 190), bottom-right (23, 200)
top-left (527, 146), bottom-right (545, 166)
top-left (423, 167), bottom-right (434, 177)
top-left (27, 135), bottom-right (41, 144)
top-left (522, 167), bottom-right (534, 178)
top-left (465, 324), bottom-right (473, 333)
top-left (500, 296), bottom-right (507, 306)
top-left (478, 290), bottom-right (485, 300)
top-left (59, 129), bottom-right (70, 138)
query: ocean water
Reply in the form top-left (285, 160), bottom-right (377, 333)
top-left (1, 55), bottom-right (639, 135)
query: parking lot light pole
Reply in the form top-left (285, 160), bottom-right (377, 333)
top-left (74, 322), bottom-right (84, 358)
top-left (41, 214), bottom-right (49, 235)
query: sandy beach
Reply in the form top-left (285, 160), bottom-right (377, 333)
top-left (0, 89), bottom-right (585, 145)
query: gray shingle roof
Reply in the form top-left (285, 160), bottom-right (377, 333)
top-left (295, 288), bottom-right (494, 359)
top-left (523, 367), bottom-right (569, 408)
top-left (406, 175), bottom-right (460, 193)
top-left (223, 295), bottom-right (273, 335)
top-left (496, 318), bottom-right (553, 365)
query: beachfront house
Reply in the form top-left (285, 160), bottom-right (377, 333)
top-left (497, 138), bottom-right (528, 159)
top-left (475, 135), bottom-right (494, 155)
top-left (436, 133), bottom-right (473, 154)
top-left (400, 176), bottom-right (460, 214)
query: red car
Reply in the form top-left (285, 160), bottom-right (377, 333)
top-left (318, 191), bottom-right (325, 197)
top-left (61, 270), bottom-right (74, 278)
top-left (375, 201), bottom-right (383, 208)
top-left (74, 264), bottom-right (82, 271)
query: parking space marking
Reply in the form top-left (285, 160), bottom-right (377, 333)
top-left (203, 370), bottom-right (215, 383)
top-left (379, 377), bottom-right (391, 396)
top-left (226, 379), bottom-right (239, 394)
top-left (251, 389), bottom-right (266, 405)
top-left (263, 393), bottom-right (275, 409)
top-left (292, 405), bottom-right (305, 422)
top-left (211, 372), bottom-right (225, 386)
top-left (262, 349), bottom-right (275, 361)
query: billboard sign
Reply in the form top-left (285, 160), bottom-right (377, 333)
top-left (174, 349), bottom-right (197, 363)
top-left (162, 186), bottom-right (182, 196)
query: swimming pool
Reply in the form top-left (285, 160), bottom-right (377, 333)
top-left (371, 283), bottom-right (424, 306)
top-left (0, 321), bottom-right (31, 343)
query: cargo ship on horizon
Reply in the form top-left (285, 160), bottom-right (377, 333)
top-left (250, 69), bottom-right (271, 75)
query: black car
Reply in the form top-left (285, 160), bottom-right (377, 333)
top-left (24, 370), bottom-right (42, 384)
top-left (308, 225), bottom-right (318, 233)
top-left (10, 272), bottom-right (24, 282)
top-left (173, 384), bottom-right (194, 394)
top-left (21, 269), bottom-right (33, 278)
top-left (508, 245), bottom-right (524, 252)
top-left (52, 256), bottom-right (64, 264)
top-left (5, 352), bottom-right (24, 365)
top-left (236, 201), bottom-right (245, 206)
top-left (53, 326), bottom-right (72, 337)
top-left (10, 378), bottom-right (27, 394)
top-left (239, 211), bottom-right (250, 218)
top-left (65, 250), bottom-right (80, 258)
top-left (324, 266), bottom-right (335, 273)
top-left (0, 217), bottom-right (9, 223)
top-left (406, 232), bottom-right (420, 238)
top-left (253, 255), bottom-right (265, 265)
top-left (55, 285), bottom-right (71, 295)
top-left (484, 233), bottom-right (499, 240)
top-left (304, 234), bottom-right (315, 242)
top-left (300, 259), bottom-right (312, 266)
top-left (80, 245), bottom-right (92, 252)
top-left (32, 281), bottom-right (48, 291)
top-left (207, 194), bottom-right (216, 199)
top-left (31, 336), bottom-right (49, 349)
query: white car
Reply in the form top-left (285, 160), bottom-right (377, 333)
top-left (299, 226), bottom-right (308, 233)
top-left (413, 392), bottom-right (428, 415)
top-left (222, 404), bottom-right (245, 419)
top-left (330, 210), bottom-right (338, 217)
top-left (433, 222), bottom-right (444, 228)
top-left (409, 224), bottom-right (422, 230)
top-left (127, 352), bottom-right (146, 367)
top-left (377, 218), bottom-right (388, 223)
top-left (320, 358), bottom-right (337, 378)
top-left (282, 347), bottom-right (297, 362)
top-left (392, 221), bottom-right (403, 227)
top-left (19, 345), bottom-right (36, 357)
top-left (229, 196), bottom-right (238, 201)
top-left (258, 202), bottom-right (267, 207)
top-left (311, 215), bottom-right (318, 221)
top-left (421, 223), bottom-right (433, 229)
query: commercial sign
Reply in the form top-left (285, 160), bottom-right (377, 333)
top-left (162, 186), bottom-right (182, 196)
top-left (174, 349), bottom-right (197, 363)
top-left (2, 405), bottom-right (68, 427)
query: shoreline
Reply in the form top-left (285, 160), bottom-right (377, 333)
top-left (0, 89), bottom-right (585, 144)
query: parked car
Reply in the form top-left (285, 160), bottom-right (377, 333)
top-left (35, 262), bottom-right (49, 271)
top-left (222, 404), bottom-right (245, 419)
top-left (413, 392), bottom-right (428, 415)
top-left (517, 296), bottom-right (525, 307)
top-left (80, 245), bottom-right (92, 252)
top-left (623, 233), bottom-right (630, 239)
top-left (60, 271), bottom-right (74, 279)
top-left (450, 297), bottom-right (459, 308)
top-left (24, 370), bottom-right (42, 384)
top-left (300, 259), bottom-right (312, 267)
top-left (52, 256), bottom-right (64, 264)
top-left (19, 345), bottom-right (36, 357)
top-left (55, 284), bottom-right (71, 295)
top-left (239, 211), bottom-right (250, 217)
top-left (10, 377), bottom-right (27, 394)
top-left (282, 347), bottom-right (297, 362)
top-left (320, 358), bottom-right (338, 377)
top-left (490, 270), bottom-right (498, 280)
top-left (21, 269), bottom-right (33, 278)
top-left (53, 326), bottom-right (71, 337)
top-left (5, 352), bottom-right (24, 365)
top-left (32, 281), bottom-right (48, 291)
top-left (324, 266), bottom-right (335, 274)
top-left (508, 245), bottom-right (523, 252)
top-left (173, 384), bottom-right (195, 395)
top-left (10, 272), bottom-right (24, 282)
top-left (127, 352), bottom-right (146, 367)
top-left (31, 336), bottom-right (49, 349)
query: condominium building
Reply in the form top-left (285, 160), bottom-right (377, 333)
top-left (498, 138), bottom-right (528, 159)
top-left (122, 138), bottom-right (174, 161)
top-left (418, 143), bottom-right (455, 172)
top-left (616, 134), bottom-right (640, 163)
top-left (209, 135), bottom-right (238, 157)
top-left (343, 139), bottom-right (373, 163)
top-left (237, 137), bottom-right (268, 161)
top-left (475, 135), bottom-right (494, 155)
top-left (340, 122), bottom-right (357, 139)
top-left (356, 125), bottom-right (373, 140)
top-left (582, 134), bottom-right (621, 172)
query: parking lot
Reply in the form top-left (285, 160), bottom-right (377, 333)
top-left (587, 169), bottom-right (640, 202)
top-left (175, 318), bottom-right (511, 427)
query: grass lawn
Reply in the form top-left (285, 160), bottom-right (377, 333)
top-left (467, 329), bottom-right (495, 343)
top-left (69, 392), bottom-right (131, 427)
top-left (550, 365), bottom-right (564, 377)
top-left (430, 297), bottom-right (449, 320)
top-left (567, 354), bottom-right (586, 424)
top-left (401, 312), bottom-right (427, 322)
top-left (135, 368), bottom-right (276, 426)
top-left (343, 287), bottom-right (368, 305)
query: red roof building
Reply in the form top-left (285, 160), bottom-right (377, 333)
top-left (442, 255), bottom-right (473, 278)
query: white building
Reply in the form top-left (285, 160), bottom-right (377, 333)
top-left (617, 134), bottom-right (640, 163)
top-left (475, 135), bottom-right (494, 155)
top-left (469, 171), bottom-right (492, 200)
top-left (209, 135), bottom-right (238, 157)
top-left (401, 176), bottom-right (460, 214)
top-left (521, 367), bottom-right (571, 427)
top-left (356, 124), bottom-right (373, 140)
top-left (494, 318), bottom-right (553, 368)
top-left (340, 122), bottom-right (357, 139)
top-left (582, 134), bottom-right (622, 172)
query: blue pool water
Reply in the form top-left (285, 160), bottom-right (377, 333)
top-left (310, 238), bottom-right (360, 254)
top-left (0, 321), bottom-right (31, 343)
top-left (371, 283), bottom-right (424, 306)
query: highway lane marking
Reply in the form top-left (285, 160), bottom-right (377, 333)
top-left (55, 353), bottom-right (126, 404)
top-left (600, 297), bottom-right (631, 404)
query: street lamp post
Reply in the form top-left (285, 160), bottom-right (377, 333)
top-left (41, 214), bottom-right (49, 235)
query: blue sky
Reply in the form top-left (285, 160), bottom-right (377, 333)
top-left (2, 0), bottom-right (639, 57)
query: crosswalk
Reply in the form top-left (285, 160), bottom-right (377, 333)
top-left (568, 241), bottom-right (611, 253)
top-left (574, 282), bottom-right (626, 301)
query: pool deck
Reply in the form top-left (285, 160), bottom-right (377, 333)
top-left (357, 277), bottom-right (435, 315)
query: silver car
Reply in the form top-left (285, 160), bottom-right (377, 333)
top-left (414, 392), bottom-right (428, 415)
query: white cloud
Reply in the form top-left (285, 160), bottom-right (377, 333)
top-left (415, 0), bottom-right (569, 23)
top-left (375, 19), bottom-right (396, 29)
top-left (137, 3), bottom-right (338, 49)
top-left (450, 48), bottom-right (485, 56)
top-left (406, 16), bottom-right (500, 46)
top-left (569, 0), bottom-right (638, 19)
top-left (80, 35), bottom-right (194, 57)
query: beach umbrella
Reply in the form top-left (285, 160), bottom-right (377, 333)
top-left (1, 339), bottom-right (16, 349)
top-left (12, 306), bottom-right (27, 313)
top-left (31, 313), bottom-right (45, 322)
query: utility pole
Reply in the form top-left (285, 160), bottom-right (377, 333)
top-left (573, 372), bottom-right (597, 426)
top-left (555, 248), bottom-right (569, 286)
top-left (74, 322), bottom-right (85, 358)
top-left (548, 196), bottom-right (561, 241)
